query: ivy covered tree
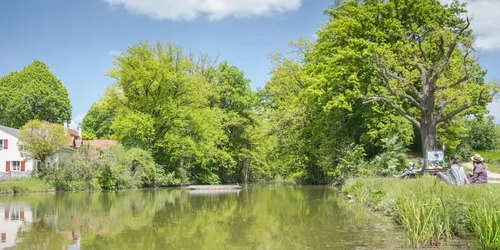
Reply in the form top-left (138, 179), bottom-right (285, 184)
top-left (0, 61), bottom-right (72, 128)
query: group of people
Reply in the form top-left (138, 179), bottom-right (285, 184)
top-left (437, 154), bottom-right (488, 185)
top-left (394, 154), bottom-right (489, 185)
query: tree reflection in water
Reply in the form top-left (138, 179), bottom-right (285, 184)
top-left (2, 186), bottom-right (409, 250)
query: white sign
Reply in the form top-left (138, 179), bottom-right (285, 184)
top-left (427, 150), bottom-right (444, 163)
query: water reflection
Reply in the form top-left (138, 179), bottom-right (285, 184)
top-left (0, 186), bottom-right (469, 249)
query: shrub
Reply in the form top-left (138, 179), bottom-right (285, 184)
top-left (50, 145), bottom-right (180, 191)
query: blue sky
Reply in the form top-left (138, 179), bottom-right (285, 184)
top-left (0, 0), bottom-right (499, 128)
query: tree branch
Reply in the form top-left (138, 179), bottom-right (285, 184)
top-left (363, 97), bottom-right (421, 128)
top-left (378, 69), bottom-right (424, 110)
top-left (430, 17), bottom-right (471, 85)
top-left (435, 93), bottom-right (461, 117)
top-left (436, 89), bottom-right (488, 124)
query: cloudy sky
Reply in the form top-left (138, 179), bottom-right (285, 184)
top-left (0, 0), bottom-right (499, 128)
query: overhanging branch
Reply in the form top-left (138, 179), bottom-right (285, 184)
top-left (363, 97), bottom-right (421, 128)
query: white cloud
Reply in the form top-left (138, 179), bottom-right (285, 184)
top-left (466, 0), bottom-right (500, 50)
top-left (441, 0), bottom-right (500, 50)
top-left (69, 112), bottom-right (86, 130)
top-left (103, 0), bottom-right (302, 21)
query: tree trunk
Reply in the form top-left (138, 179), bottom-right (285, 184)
top-left (418, 76), bottom-right (438, 169)
top-left (420, 108), bottom-right (437, 169)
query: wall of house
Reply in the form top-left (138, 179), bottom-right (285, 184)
top-left (0, 202), bottom-right (33, 249)
top-left (0, 130), bottom-right (35, 174)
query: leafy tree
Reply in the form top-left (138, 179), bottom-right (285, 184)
top-left (81, 85), bottom-right (124, 139)
top-left (106, 41), bottom-right (265, 184)
top-left (457, 116), bottom-right (499, 152)
top-left (17, 120), bottom-right (72, 175)
top-left (0, 61), bottom-right (72, 128)
top-left (310, 0), bottom-right (496, 168)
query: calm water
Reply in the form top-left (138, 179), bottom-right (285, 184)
top-left (0, 185), bottom-right (470, 250)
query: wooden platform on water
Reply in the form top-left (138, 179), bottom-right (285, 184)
top-left (186, 185), bottom-right (241, 190)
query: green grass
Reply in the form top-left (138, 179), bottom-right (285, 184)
top-left (342, 176), bottom-right (500, 249)
top-left (0, 179), bottom-right (54, 194)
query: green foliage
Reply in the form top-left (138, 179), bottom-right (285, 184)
top-left (328, 144), bottom-right (369, 185)
top-left (343, 177), bottom-right (500, 249)
top-left (369, 137), bottom-right (409, 176)
top-left (0, 61), bottom-right (71, 128)
top-left (464, 116), bottom-right (499, 151)
top-left (17, 120), bottom-right (73, 176)
top-left (82, 85), bottom-right (124, 139)
top-left (48, 145), bottom-right (179, 191)
top-left (95, 41), bottom-right (271, 184)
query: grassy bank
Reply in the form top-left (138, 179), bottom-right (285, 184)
top-left (0, 179), bottom-right (54, 194)
top-left (342, 176), bottom-right (500, 249)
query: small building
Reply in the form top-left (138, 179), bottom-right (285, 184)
top-left (0, 121), bottom-right (82, 176)
top-left (0, 126), bottom-right (37, 175)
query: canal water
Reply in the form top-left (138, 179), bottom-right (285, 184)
top-left (0, 185), bottom-right (471, 249)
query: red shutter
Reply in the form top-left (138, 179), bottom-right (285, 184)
top-left (4, 210), bottom-right (8, 220)
top-left (3, 139), bottom-right (7, 149)
top-left (20, 211), bottom-right (25, 221)
top-left (21, 161), bottom-right (25, 172)
top-left (5, 161), bottom-right (10, 172)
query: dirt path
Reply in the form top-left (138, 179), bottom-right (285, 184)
top-left (462, 162), bottom-right (500, 184)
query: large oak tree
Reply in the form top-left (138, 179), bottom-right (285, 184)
top-left (311, 0), bottom-right (496, 166)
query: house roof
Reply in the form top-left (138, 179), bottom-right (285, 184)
top-left (0, 125), bottom-right (20, 138)
top-left (41, 121), bottom-right (80, 138)
top-left (82, 140), bottom-right (118, 150)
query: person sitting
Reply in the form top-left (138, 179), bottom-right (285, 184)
top-left (436, 156), bottom-right (469, 185)
top-left (467, 154), bottom-right (488, 184)
top-left (394, 162), bottom-right (421, 179)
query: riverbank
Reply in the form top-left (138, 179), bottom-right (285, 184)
top-left (342, 176), bottom-right (500, 249)
top-left (0, 179), bottom-right (54, 194)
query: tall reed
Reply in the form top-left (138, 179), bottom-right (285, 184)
top-left (343, 176), bottom-right (500, 249)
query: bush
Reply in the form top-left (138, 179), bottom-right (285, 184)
top-left (49, 145), bottom-right (180, 191)
top-left (369, 137), bottom-right (408, 176)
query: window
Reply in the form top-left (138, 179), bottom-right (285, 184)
top-left (0, 139), bottom-right (6, 150)
top-left (1, 233), bottom-right (6, 243)
top-left (11, 161), bottom-right (20, 171)
top-left (10, 211), bottom-right (19, 221)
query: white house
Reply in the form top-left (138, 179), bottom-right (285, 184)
top-left (0, 122), bottom-right (83, 177)
top-left (0, 201), bottom-right (33, 249)
top-left (0, 126), bottom-right (36, 175)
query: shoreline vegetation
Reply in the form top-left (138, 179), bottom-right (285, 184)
top-left (342, 176), bottom-right (500, 249)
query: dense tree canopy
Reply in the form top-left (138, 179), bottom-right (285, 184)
top-left (77, 0), bottom-right (497, 184)
top-left (0, 61), bottom-right (72, 128)
top-left (82, 42), bottom-right (273, 184)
